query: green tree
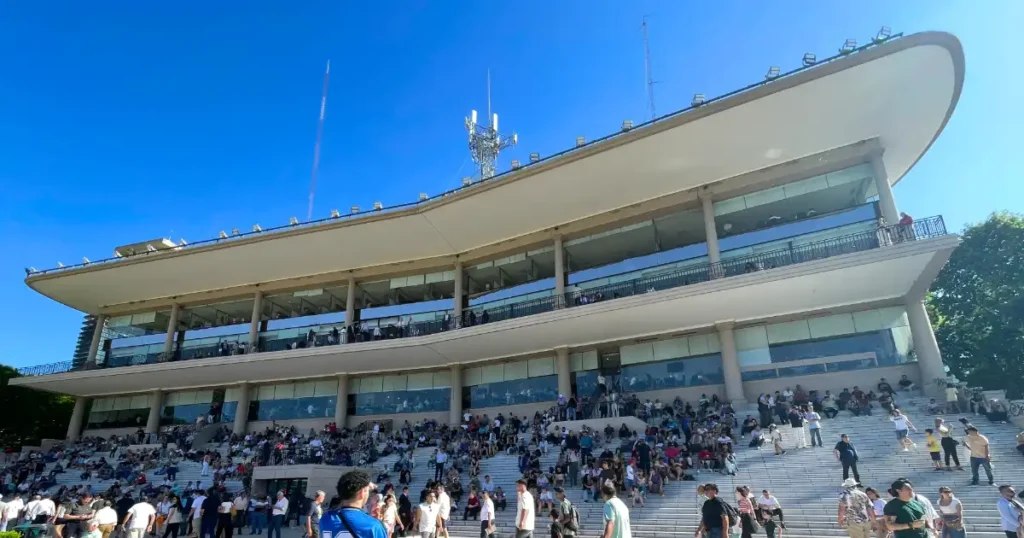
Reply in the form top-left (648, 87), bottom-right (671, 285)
top-left (0, 365), bottom-right (75, 448)
top-left (928, 212), bottom-right (1024, 398)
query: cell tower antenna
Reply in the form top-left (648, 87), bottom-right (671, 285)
top-left (641, 16), bottom-right (657, 120)
top-left (465, 70), bottom-right (517, 180)
top-left (307, 59), bottom-right (331, 222)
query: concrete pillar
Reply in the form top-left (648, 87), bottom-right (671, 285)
top-left (146, 390), bottom-right (164, 435)
top-left (335, 374), bottom-right (349, 427)
top-left (871, 154), bottom-right (899, 224)
top-left (248, 292), bottom-right (263, 348)
top-left (449, 365), bottom-right (463, 425)
top-left (66, 397), bottom-right (89, 441)
top-left (905, 299), bottom-right (947, 396)
top-left (233, 383), bottom-right (250, 435)
top-left (163, 304), bottom-right (180, 356)
top-left (554, 236), bottom-right (566, 306)
top-left (556, 347), bottom-right (572, 397)
top-left (700, 194), bottom-right (721, 264)
top-left (345, 278), bottom-right (357, 329)
top-left (87, 315), bottom-right (107, 364)
top-left (454, 262), bottom-right (464, 322)
top-left (715, 322), bottom-right (746, 406)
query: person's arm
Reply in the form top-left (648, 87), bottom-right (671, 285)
top-left (148, 512), bottom-right (156, 533)
top-left (837, 502), bottom-right (846, 527)
top-left (984, 437), bottom-right (991, 460)
top-left (833, 447), bottom-right (841, 461)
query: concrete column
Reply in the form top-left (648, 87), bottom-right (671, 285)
top-left (905, 299), bottom-right (947, 396)
top-left (87, 315), bottom-right (107, 364)
top-left (556, 347), bottom-right (572, 397)
top-left (233, 383), bottom-right (250, 435)
top-left (454, 262), bottom-right (464, 322)
top-left (700, 194), bottom-right (721, 264)
top-left (163, 304), bottom-right (180, 356)
top-left (146, 390), bottom-right (164, 435)
top-left (248, 292), bottom-right (263, 348)
top-left (449, 365), bottom-right (463, 425)
top-left (335, 374), bottom-right (349, 427)
top-left (715, 321), bottom-right (746, 406)
top-left (871, 154), bottom-right (899, 224)
top-left (554, 236), bottom-right (566, 306)
top-left (66, 397), bottom-right (89, 441)
top-left (345, 278), bottom-right (357, 328)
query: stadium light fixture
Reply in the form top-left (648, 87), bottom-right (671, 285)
top-left (231, 229), bottom-right (240, 236)
top-left (576, 136), bottom-right (586, 147)
top-left (373, 201), bottom-right (383, 211)
top-left (146, 244), bottom-right (157, 252)
top-left (25, 267), bottom-right (37, 275)
top-left (289, 217), bottom-right (299, 225)
top-left (418, 193), bottom-right (429, 201)
top-left (179, 239), bottom-right (187, 246)
top-left (252, 224), bottom-right (262, 232)
top-left (219, 231), bottom-right (228, 239)
top-left (350, 205), bottom-right (360, 214)
top-left (462, 177), bottom-right (473, 187)
top-left (114, 250), bottom-right (123, 258)
top-left (840, 39), bottom-right (857, 54)
top-left (875, 26), bottom-right (892, 43)
top-left (692, 94), bottom-right (706, 107)
top-left (802, 53), bottom-right (816, 66)
top-left (82, 257), bottom-right (90, 264)
top-left (622, 120), bottom-right (633, 131)
top-left (57, 262), bottom-right (65, 268)
top-left (765, 66), bottom-right (781, 80)
top-left (510, 159), bottom-right (521, 169)
top-left (529, 153), bottom-right (540, 163)
top-left (330, 209), bottom-right (341, 218)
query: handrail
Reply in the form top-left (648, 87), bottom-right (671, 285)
top-left (14, 215), bottom-right (945, 377)
top-left (25, 34), bottom-right (903, 277)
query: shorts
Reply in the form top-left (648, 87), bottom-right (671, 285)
top-left (440, 517), bottom-right (449, 530)
top-left (895, 429), bottom-right (909, 440)
top-left (930, 451), bottom-right (941, 461)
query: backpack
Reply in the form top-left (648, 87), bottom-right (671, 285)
top-left (563, 500), bottom-right (580, 531)
top-left (719, 498), bottom-right (741, 528)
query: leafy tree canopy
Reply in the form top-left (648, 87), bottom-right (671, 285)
top-left (929, 212), bottom-right (1024, 398)
top-left (0, 364), bottom-right (75, 449)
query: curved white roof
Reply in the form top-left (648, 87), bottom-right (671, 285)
top-left (27, 32), bottom-right (964, 314)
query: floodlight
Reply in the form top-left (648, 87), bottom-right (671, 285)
top-left (146, 244), bottom-right (157, 252)
top-left (692, 94), bottom-right (706, 107)
top-left (289, 217), bottom-right (299, 225)
top-left (840, 39), bottom-right (857, 54)
top-left (26, 267), bottom-right (37, 275)
top-left (373, 201), bottom-right (383, 211)
top-left (875, 26), bottom-right (891, 43)
top-left (179, 239), bottom-right (187, 246)
top-left (82, 257), bottom-right (90, 264)
top-left (462, 177), bottom-right (472, 187)
top-left (802, 53), bottom-right (816, 66)
top-left (418, 193), bottom-right (429, 201)
top-left (510, 160), bottom-right (521, 169)
top-left (576, 136), bottom-right (586, 147)
top-left (253, 224), bottom-right (262, 232)
top-left (219, 231), bottom-right (228, 239)
top-left (350, 205), bottom-right (360, 214)
top-left (330, 209), bottom-right (341, 218)
top-left (622, 120), bottom-right (633, 131)
top-left (529, 153), bottom-right (540, 162)
top-left (231, 229), bottom-right (240, 236)
top-left (765, 66), bottom-right (781, 80)
top-left (114, 250), bottom-right (123, 258)
top-left (58, 262), bottom-right (65, 268)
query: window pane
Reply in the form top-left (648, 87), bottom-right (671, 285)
top-left (777, 364), bottom-right (827, 378)
top-left (527, 357), bottom-right (554, 378)
top-left (741, 369), bottom-right (777, 381)
top-left (618, 353), bottom-right (724, 392)
top-left (348, 388), bottom-right (450, 416)
top-left (463, 375), bottom-right (558, 409)
top-left (768, 329), bottom-right (908, 366)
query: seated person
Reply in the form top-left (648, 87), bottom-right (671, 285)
top-left (740, 417), bottom-right (759, 437)
top-left (987, 400), bottom-right (1009, 423)
top-left (926, 398), bottom-right (944, 414)
top-left (821, 393), bottom-right (840, 419)
top-left (897, 374), bottom-right (916, 392)
top-left (877, 378), bottom-right (895, 395)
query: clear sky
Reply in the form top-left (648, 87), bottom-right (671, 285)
top-left (0, 1), bottom-right (1020, 369)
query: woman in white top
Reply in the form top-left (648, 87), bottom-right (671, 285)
top-left (756, 490), bottom-right (785, 529)
top-left (379, 495), bottom-right (403, 537)
top-left (937, 487), bottom-right (965, 538)
top-left (216, 494), bottom-right (234, 538)
top-left (865, 488), bottom-right (887, 538)
top-left (890, 409), bottom-right (917, 451)
top-left (164, 496), bottom-right (184, 538)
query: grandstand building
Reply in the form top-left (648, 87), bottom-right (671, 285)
top-left (14, 31), bottom-right (964, 442)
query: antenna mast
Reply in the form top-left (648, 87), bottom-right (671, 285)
top-left (465, 70), bottom-right (517, 180)
top-left (307, 60), bottom-right (331, 222)
top-left (642, 17), bottom-right (657, 120)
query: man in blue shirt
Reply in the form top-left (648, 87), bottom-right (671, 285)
top-left (321, 471), bottom-right (388, 538)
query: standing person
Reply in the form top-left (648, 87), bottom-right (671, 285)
top-left (320, 470), bottom-right (388, 538)
top-left (865, 489), bottom-right (887, 538)
top-left (882, 479), bottom-right (929, 538)
top-left (963, 426), bottom-right (994, 486)
top-left (268, 492), bottom-right (288, 538)
top-left (434, 451), bottom-right (448, 482)
top-left (163, 496), bottom-right (183, 538)
top-left (769, 425), bottom-right (785, 456)
top-left (788, 407), bottom-right (807, 449)
top-left (935, 419), bottom-right (963, 471)
top-left (997, 485), bottom-right (1024, 538)
top-left (890, 410), bottom-right (917, 452)
top-left (805, 406), bottom-right (823, 448)
top-left (96, 501), bottom-right (119, 538)
top-left (567, 451), bottom-right (580, 489)
top-left (305, 491), bottom-right (324, 538)
top-left (232, 492), bottom-right (248, 534)
top-left (553, 489), bottom-right (575, 538)
top-left (201, 491), bottom-right (221, 538)
top-left (515, 480), bottom-right (536, 538)
top-left (122, 496), bottom-right (157, 538)
top-left (694, 483), bottom-right (730, 538)
top-left (215, 493), bottom-right (234, 538)
top-left (435, 485), bottom-right (451, 538)
top-left (837, 479), bottom-right (875, 538)
top-left (834, 434), bottom-right (861, 485)
top-left (734, 487), bottom-right (755, 538)
top-left (188, 491), bottom-right (206, 538)
top-left (380, 495), bottom-right (402, 538)
top-left (479, 491), bottom-right (495, 538)
top-left (601, 484), bottom-right (631, 538)
top-left (413, 491), bottom-right (439, 538)
top-left (249, 496), bottom-right (267, 536)
top-left (936, 487), bottom-right (965, 538)
top-left (924, 430), bottom-right (944, 471)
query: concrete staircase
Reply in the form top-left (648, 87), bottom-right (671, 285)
top-left (42, 449), bottom-right (244, 493)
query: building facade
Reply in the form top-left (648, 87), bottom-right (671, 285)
top-left (13, 32), bottom-right (965, 441)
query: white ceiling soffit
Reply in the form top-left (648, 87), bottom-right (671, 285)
top-left (26, 32), bottom-right (964, 314)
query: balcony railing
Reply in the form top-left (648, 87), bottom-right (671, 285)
top-left (15, 216), bottom-right (946, 377)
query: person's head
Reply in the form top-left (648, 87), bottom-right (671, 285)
top-left (484, 475), bottom-right (491, 482)
top-left (314, 490), bottom-right (325, 504)
top-left (938, 486), bottom-right (953, 500)
top-left (865, 488), bottom-right (879, 500)
top-left (516, 479), bottom-right (527, 494)
top-left (1000, 485), bottom-right (1017, 500)
top-left (88, 520), bottom-right (99, 532)
top-left (890, 479), bottom-right (914, 501)
top-left (761, 490), bottom-right (771, 498)
top-left (735, 486), bottom-right (749, 500)
top-left (337, 471), bottom-right (375, 509)
top-left (600, 484), bottom-right (616, 501)
top-left (554, 487), bottom-right (564, 501)
top-left (696, 485), bottom-right (705, 496)
top-left (840, 433), bottom-right (849, 442)
top-left (925, 429), bottom-right (934, 435)
top-left (424, 490), bottom-right (436, 504)
top-left (703, 483), bottom-right (718, 499)
top-left (966, 426), bottom-right (978, 435)
top-left (841, 478), bottom-right (859, 490)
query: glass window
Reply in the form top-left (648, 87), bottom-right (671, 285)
top-left (741, 369), bottom-right (777, 381)
top-left (348, 388), bottom-right (449, 416)
top-left (826, 358), bottom-right (876, 372)
top-left (768, 330), bottom-right (908, 366)
top-left (160, 403), bottom-right (211, 426)
top-left (247, 395), bottom-right (336, 422)
top-left (463, 375), bottom-right (558, 409)
top-left (86, 408), bottom-right (149, 430)
top-left (573, 371), bottom-right (599, 397)
top-left (619, 353), bottom-right (724, 392)
top-left (777, 364), bottom-right (827, 378)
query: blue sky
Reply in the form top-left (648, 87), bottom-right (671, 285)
top-left (0, 1), bottom-right (1020, 369)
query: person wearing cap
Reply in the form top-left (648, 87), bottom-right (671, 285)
top-left (963, 425), bottom-right (994, 486)
top-left (882, 479), bottom-right (929, 538)
top-left (837, 478), bottom-right (875, 538)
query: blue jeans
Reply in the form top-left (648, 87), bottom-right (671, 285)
top-left (269, 515), bottom-right (284, 538)
top-left (567, 408), bottom-right (576, 420)
top-left (809, 428), bottom-right (823, 447)
top-left (970, 457), bottom-right (993, 484)
top-left (250, 513), bottom-right (266, 535)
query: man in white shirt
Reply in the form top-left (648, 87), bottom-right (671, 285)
top-left (805, 407), bottom-right (823, 447)
top-left (515, 480), bottom-right (535, 538)
top-left (435, 485), bottom-right (451, 538)
top-left (415, 491), bottom-right (440, 538)
top-left (3, 495), bottom-right (24, 530)
top-left (188, 491), bottom-right (207, 534)
top-left (479, 491), bottom-right (495, 538)
top-left (26, 495), bottom-right (55, 524)
top-left (270, 491), bottom-right (289, 538)
top-left (122, 496), bottom-right (156, 538)
top-left (94, 502), bottom-right (119, 538)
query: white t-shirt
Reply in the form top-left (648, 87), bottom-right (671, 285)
top-left (517, 491), bottom-right (535, 531)
top-left (417, 503), bottom-right (439, 532)
top-left (891, 416), bottom-right (909, 431)
top-left (805, 412), bottom-right (821, 429)
top-left (191, 496), bottom-right (207, 519)
top-left (625, 466), bottom-right (635, 481)
top-left (480, 498), bottom-right (494, 522)
top-left (756, 496), bottom-right (779, 509)
top-left (437, 492), bottom-right (451, 520)
top-left (218, 502), bottom-right (232, 514)
top-left (96, 506), bottom-right (119, 525)
top-left (272, 498), bottom-right (289, 516)
top-left (128, 502), bottom-right (156, 530)
top-left (871, 499), bottom-right (886, 517)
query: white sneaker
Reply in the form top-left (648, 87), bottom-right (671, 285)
top-left (902, 447), bottom-right (909, 452)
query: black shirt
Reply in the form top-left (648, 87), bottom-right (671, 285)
top-left (701, 497), bottom-right (727, 529)
top-left (636, 443), bottom-right (651, 463)
top-left (834, 440), bottom-right (857, 461)
top-left (788, 412), bottom-right (804, 428)
top-left (116, 498), bottom-right (135, 521)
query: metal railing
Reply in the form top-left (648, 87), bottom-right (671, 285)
top-left (16, 360), bottom-right (74, 376)
top-left (15, 216), bottom-right (946, 377)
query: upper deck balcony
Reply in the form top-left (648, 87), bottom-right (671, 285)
top-left (23, 32), bottom-right (963, 315)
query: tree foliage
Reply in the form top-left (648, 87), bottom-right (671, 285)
top-left (928, 212), bottom-right (1024, 398)
top-left (0, 364), bottom-right (75, 449)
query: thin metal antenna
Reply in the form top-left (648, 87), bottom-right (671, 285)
top-left (487, 69), bottom-right (492, 128)
top-left (465, 70), bottom-right (517, 180)
top-left (641, 16), bottom-right (657, 121)
top-left (307, 60), bottom-right (331, 222)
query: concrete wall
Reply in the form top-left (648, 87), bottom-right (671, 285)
top-left (345, 411), bottom-right (448, 430)
top-left (741, 363), bottom-right (920, 402)
top-left (82, 427), bottom-right (141, 438)
top-left (246, 418), bottom-right (331, 434)
top-left (253, 465), bottom-right (375, 498)
top-left (467, 401), bottom-right (557, 421)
